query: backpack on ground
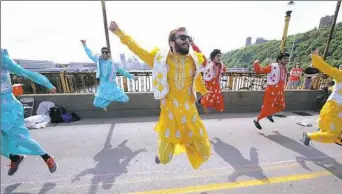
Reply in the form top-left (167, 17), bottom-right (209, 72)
top-left (49, 106), bottom-right (67, 123)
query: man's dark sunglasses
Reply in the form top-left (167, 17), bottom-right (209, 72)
top-left (175, 34), bottom-right (190, 41)
top-left (102, 51), bottom-right (109, 54)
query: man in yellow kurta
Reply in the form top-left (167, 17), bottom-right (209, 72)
top-left (109, 21), bottom-right (211, 169)
top-left (303, 49), bottom-right (342, 146)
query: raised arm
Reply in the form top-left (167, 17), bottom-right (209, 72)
top-left (81, 40), bottom-right (99, 63)
top-left (311, 54), bottom-right (342, 82)
top-left (253, 60), bottom-right (272, 74)
top-left (1, 49), bottom-right (55, 91)
top-left (191, 42), bottom-right (202, 53)
top-left (117, 67), bottom-right (134, 80)
top-left (190, 40), bottom-right (207, 67)
top-left (109, 21), bottom-right (157, 68)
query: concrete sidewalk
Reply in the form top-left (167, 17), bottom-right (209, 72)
top-left (1, 111), bottom-right (342, 194)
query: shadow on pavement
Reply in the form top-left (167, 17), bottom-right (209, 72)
top-left (3, 183), bottom-right (29, 194)
top-left (210, 137), bottom-right (269, 183)
top-left (38, 182), bottom-right (56, 194)
top-left (3, 182), bottom-right (56, 194)
top-left (71, 124), bottom-right (147, 194)
top-left (259, 131), bottom-right (342, 180)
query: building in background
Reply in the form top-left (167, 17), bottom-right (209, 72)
top-left (68, 62), bottom-right (96, 72)
top-left (13, 59), bottom-right (61, 72)
top-left (244, 37), bottom-right (268, 47)
top-left (319, 15), bottom-right (333, 29)
top-left (120, 53), bottom-right (126, 69)
top-left (245, 37), bottom-right (252, 47)
top-left (255, 37), bottom-right (268, 45)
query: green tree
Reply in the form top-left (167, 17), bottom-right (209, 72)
top-left (222, 23), bottom-right (342, 69)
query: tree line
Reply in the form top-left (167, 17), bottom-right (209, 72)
top-left (222, 22), bottom-right (342, 69)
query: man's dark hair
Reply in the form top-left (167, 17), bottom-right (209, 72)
top-left (276, 52), bottom-right (290, 63)
top-left (101, 47), bottom-right (110, 53)
top-left (210, 49), bottom-right (221, 61)
top-left (168, 27), bottom-right (186, 52)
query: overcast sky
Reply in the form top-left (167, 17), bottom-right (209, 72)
top-left (1, 1), bottom-right (341, 63)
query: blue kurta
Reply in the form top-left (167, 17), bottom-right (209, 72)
top-left (1, 49), bottom-right (54, 157)
top-left (83, 45), bottom-right (134, 108)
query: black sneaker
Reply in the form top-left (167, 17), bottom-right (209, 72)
top-left (267, 116), bottom-right (274, 123)
top-left (335, 138), bottom-right (342, 146)
top-left (253, 120), bottom-right (262, 130)
top-left (8, 155), bottom-right (25, 176)
top-left (155, 155), bottom-right (160, 164)
top-left (45, 156), bottom-right (58, 173)
top-left (303, 132), bottom-right (311, 146)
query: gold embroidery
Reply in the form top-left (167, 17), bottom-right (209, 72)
top-left (173, 56), bottom-right (186, 91)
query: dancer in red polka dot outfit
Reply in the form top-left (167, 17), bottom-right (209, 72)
top-left (190, 40), bottom-right (227, 113)
top-left (253, 53), bottom-right (289, 130)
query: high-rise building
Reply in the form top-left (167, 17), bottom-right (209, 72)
top-left (120, 53), bottom-right (126, 69)
top-left (245, 37), bottom-right (252, 47)
top-left (132, 56), bottom-right (140, 70)
top-left (255, 37), bottom-right (268, 45)
top-left (319, 15), bottom-right (333, 29)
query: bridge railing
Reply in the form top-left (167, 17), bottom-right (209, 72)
top-left (10, 71), bottom-right (331, 94)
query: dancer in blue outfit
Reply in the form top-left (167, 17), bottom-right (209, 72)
top-left (1, 49), bottom-right (58, 176)
top-left (81, 40), bottom-right (136, 111)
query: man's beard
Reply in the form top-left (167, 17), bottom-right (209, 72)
top-left (175, 43), bottom-right (189, 55)
top-left (102, 55), bottom-right (110, 60)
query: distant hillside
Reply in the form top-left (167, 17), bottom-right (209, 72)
top-left (222, 22), bottom-right (342, 69)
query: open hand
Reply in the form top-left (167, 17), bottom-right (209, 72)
top-left (109, 21), bottom-right (119, 32)
top-left (253, 60), bottom-right (260, 65)
top-left (49, 87), bottom-right (57, 94)
top-left (312, 48), bottom-right (319, 55)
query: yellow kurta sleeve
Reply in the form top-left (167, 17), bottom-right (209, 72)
top-left (312, 54), bottom-right (342, 82)
top-left (114, 29), bottom-right (159, 68)
top-left (195, 74), bottom-right (209, 95)
top-left (194, 52), bottom-right (209, 95)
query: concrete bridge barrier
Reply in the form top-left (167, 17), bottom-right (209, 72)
top-left (20, 90), bottom-right (323, 118)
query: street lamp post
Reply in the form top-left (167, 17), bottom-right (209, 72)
top-left (289, 34), bottom-right (296, 63)
top-left (101, 0), bottom-right (111, 53)
top-left (323, 1), bottom-right (341, 61)
top-left (280, 1), bottom-right (295, 54)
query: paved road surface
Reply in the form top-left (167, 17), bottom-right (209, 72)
top-left (1, 111), bottom-right (342, 194)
